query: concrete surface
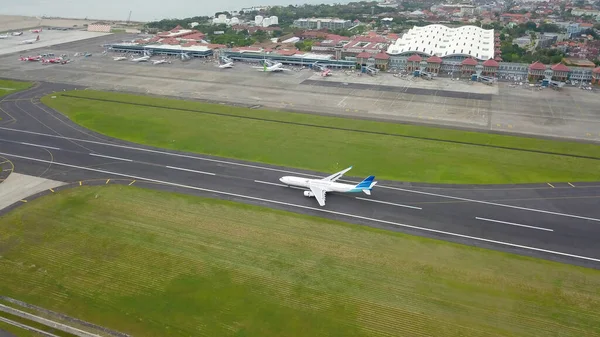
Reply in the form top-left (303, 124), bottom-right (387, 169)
top-left (0, 34), bottom-right (597, 142)
top-left (0, 172), bottom-right (66, 210)
top-left (0, 29), bottom-right (111, 56)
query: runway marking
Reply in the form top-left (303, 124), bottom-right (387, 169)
top-left (568, 182), bottom-right (575, 187)
top-left (19, 142), bottom-right (61, 151)
top-left (166, 166), bottom-right (215, 176)
top-left (106, 179), bottom-right (110, 184)
top-left (129, 180), bottom-right (136, 186)
top-left (49, 188), bottom-right (54, 193)
top-left (79, 181), bottom-right (82, 186)
top-left (355, 197), bottom-right (422, 210)
top-left (1, 151), bottom-right (599, 263)
top-left (1, 127), bottom-right (599, 222)
top-left (378, 185), bottom-right (600, 223)
top-left (255, 180), bottom-right (285, 187)
top-left (547, 183), bottom-right (555, 188)
top-left (20, 200), bottom-right (27, 203)
top-left (89, 153), bottom-right (132, 162)
top-left (255, 180), bottom-right (305, 190)
top-left (475, 217), bottom-right (553, 232)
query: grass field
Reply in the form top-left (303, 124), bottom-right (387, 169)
top-left (41, 90), bottom-right (600, 184)
top-left (0, 79), bottom-right (33, 98)
top-left (1, 185), bottom-right (599, 336)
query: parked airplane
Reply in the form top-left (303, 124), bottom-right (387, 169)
top-left (20, 35), bottom-right (39, 44)
top-left (254, 62), bottom-right (291, 72)
top-left (12, 31), bottom-right (23, 36)
top-left (321, 69), bottom-right (332, 77)
top-left (0, 33), bottom-right (9, 39)
top-left (279, 166), bottom-right (377, 206)
top-left (152, 59), bottom-right (171, 65)
top-left (19, 55), bottom-right (41, 62)
top-left (113, 56), bottom-right (128, 61)
top-left (41, 57), bottom-right (68, 64)
top-left (218, 61), bottom-right (233, 68)
top-left (130, 55), bottom-right (150, 62)
top-left (31, 28), bottom-right (43, 33)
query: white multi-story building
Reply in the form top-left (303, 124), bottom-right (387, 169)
top-left (386, 24), bottom-right (495, 61)
top-left (293, 18), bottom-right (352, 30)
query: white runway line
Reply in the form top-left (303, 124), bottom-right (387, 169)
top-left (475, 217), bottom-right (553, 232)
top-left (2, 127), bottom-right (600, 223)
top-left (3, 151), bottom-right (600, 264)
top-left (89, 153), bottom-right (132, 162)
top-left (20, 142), bottom-right (60, 151)
top-left (255, 180), bottom-right (285, 187)
top-left (255, 180), bottom-right (305, 190)
top-left (166, 165), bottom-right (215, 176)
top-left (355, 197), bottom-right (422, 210)
top-left (379, 185), bottom-right (600, 223)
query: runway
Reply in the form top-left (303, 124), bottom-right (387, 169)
top-left (1, 82), bottom-right (600, 269)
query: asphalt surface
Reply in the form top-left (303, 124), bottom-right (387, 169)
top-left (1, 82), bottom-right (600, 269)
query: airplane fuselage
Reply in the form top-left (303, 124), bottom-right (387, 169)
top-left (279, 176), bottom-right (362, 193)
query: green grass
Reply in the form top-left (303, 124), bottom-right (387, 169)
top-left (41, 90), bottom-right (600, 184)
top-left (0, 79), bottom-right (33, 98)
top-left (1, 185), bottom-right (600, 336)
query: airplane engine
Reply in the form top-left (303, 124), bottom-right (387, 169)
top-left (303, 191), bottom-right (314, 198)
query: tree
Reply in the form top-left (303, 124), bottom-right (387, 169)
top-left (253, 30), bottom-right (268, 43)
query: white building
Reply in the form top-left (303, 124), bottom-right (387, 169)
top-left (212, 15), bottom-right (242, 26)
top-left (255, 15), bottom-right (278, 27)
top-left (386, 24), bottom-right (495, 61)
top-left (292, 18), bottom-right (352, 29)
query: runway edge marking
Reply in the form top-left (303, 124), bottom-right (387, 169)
top-left (475, 217), bottom-right (553, 232)
top-left (2, 151), bottom-right (600, 264)
top-left (2, 127), bottom-right (599, 223)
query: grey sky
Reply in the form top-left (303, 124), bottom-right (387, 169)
top-left (2, 0), bottom-right (344, 22)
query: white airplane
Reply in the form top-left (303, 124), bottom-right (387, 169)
top-left (254, 62), bottom-right (291, 72)
top-left (218, 61), bottom-right (233, 69)
top-left (0, 33), bottom-right (9, 39)
top-left (113, 56), bottom-right (128, 61)
top-left (152, 59), bottom-right (171, 65)
top-left (12, 31), bottom-right (23, 36)
top-left (30, 28), bottom-right (43, 33)
top-left (20, 35), bottom-right (39, 44)
top-left (279, 166), bottom-right (377, 206)
top-left (130, 55), bottom-right (150, 62)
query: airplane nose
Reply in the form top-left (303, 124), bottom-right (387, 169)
top-left (279, 177), bottom-right (288, 184)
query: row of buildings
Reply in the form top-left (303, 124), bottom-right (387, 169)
top-left (106, 24), bottom-right (600, 83)
top-left (212, 14), bottom-right (279, 27)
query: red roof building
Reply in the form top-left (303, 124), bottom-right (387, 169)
top-left (461, 58), bottom-right (478, 66)
top-left (482, 59), bottom-right (499, 67)
top-left (550, 63), bottom-right (570, 72)
top-left (406, 54), bottom-right (422, 62)
top-left (356, 52), bottom-right (372, 59)
top-left (529, 61), bottom-right (546, 71)
top-left (374, 52), bottom-right (390, 60)
top-left (426, 55), bottom-right (442, 63)
top-left (593, 67), bottom-right (600, 74)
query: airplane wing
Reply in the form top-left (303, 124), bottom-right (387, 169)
top-left (322, 166), bottom-right (352, 182)
top-left (309, 185), bottom-right (326, 206)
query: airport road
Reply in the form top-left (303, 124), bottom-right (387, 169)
top-left (1, 83), bottom-right (600, 269)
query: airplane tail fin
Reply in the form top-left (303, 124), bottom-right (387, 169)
top-left (355, 176), bottom-right (376, 190)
